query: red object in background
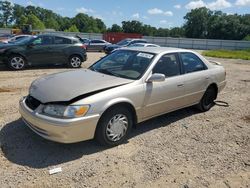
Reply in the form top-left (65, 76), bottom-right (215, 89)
top-left (103, 32), bottom-right (142, 44)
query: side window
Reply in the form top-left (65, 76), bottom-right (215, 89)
top-left (153, 53), bottom-right (180, 77)
top-left (32, 36), bottom-right (53, 45)
top-left (54, 37), bottom-right (71, 44)
top-left (91, 40), bottom-right (103, 44)
top-left (180, 53), bottom-right (206, 73)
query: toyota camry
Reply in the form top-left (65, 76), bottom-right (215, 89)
top-left (19, 47), bottom-right (226, 146)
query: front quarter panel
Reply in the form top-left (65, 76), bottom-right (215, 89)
top-left (72, 81), bottom-right (145, 121)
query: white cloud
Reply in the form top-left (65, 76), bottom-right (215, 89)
top-left (164, 11), bottom-right (173, 16)
top-left (185, 0), bottom-right (232, 10)
top-left (56, 7), bottom-right (65, 11)
top-left (185, 0), bottom-right (206, 9)
top-left (160, 20), bottom-right (168, 24)
top-left (142, 16), bottom-right (149, 19)
top-left (27, 1), bottom-right (36, 6)
top-left (147, 8), bottom-right (173, 16)
top-left (235, 0), bottom-right (250, 6)
top-left (93, 15), bottom-right (105, 20)
top-left (207, 0), bottom-right (232, 10)
top-left (148, 8), bottom-right (164, 15)
top-left (76, 7), bottom-right (95, 14)
top-left (174, 4), bottom-right (182, 9)
top-left (132, 13), bottom-right (140, 19)
top-left (112, 11), bottom-right (123, 16)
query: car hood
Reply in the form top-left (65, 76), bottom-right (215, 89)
top-left (0, 43), bottom-right (20, 49)
top-left (29, 69), bottom-right (133, 103)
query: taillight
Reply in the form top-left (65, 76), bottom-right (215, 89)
top-left (80, 44), bottom-right (86, 50)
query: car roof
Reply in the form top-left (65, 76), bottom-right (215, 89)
top-left (133, 43), bottom-right (159, 46)
top-left (119, 47), bottom-right (194, 54)
top-left (38, 34), bottom-right (76, 40)
top-left (122, 38), bottom-right (146, 41)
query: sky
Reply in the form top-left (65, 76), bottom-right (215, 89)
top-left (10, 0), bottom-right (250, 28)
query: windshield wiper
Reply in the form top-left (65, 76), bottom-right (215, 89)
top-left (97, 69), bottom-right (121, 77)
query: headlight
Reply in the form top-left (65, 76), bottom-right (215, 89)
top-left (43, 104), bottom-right (89, 118)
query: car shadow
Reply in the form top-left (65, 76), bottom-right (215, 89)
top-left (0, 107), bottom-right (198, 169)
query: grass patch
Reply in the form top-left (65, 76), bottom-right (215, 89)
top-left (202, 49), bottom-right (250, 60)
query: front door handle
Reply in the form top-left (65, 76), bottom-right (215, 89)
top-left (177, 84), bottom-right (184, 87)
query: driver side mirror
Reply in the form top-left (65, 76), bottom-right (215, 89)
top-left (146, 73), bottom-right (165, 83)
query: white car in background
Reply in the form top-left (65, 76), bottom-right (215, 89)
top-left (130, 43), bottom-right (160, 47)
top-left (1, 35), bottom-right (32, 44)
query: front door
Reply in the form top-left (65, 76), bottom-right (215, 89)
top-left (26, 36), bottom-right (54, 65)
top-left (142, 53), bottom-right (186, 119)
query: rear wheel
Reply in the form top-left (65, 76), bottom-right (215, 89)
top-left (8, 55), bottom-right (26, 70)
top-left (197, 87), bottom-right (217, 112)
top-left (95, 107), bottom-right (133, 147)
top-left (68, 55), bottom-right (82, 68)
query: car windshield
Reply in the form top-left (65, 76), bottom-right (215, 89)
top-left (89, 50), bottom-right (155, 80)
top-left (116, 39), bottom-right (131, 46)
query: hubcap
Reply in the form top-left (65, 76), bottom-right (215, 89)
top-left (106, 114), bottom-right (128, 142)
top-left (70, 57), bottom-right (81, 68)
top-left (11, 57), bottom-right (24, 69)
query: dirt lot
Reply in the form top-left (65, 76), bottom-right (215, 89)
top-left (0, 52), bottom-right (249, 188)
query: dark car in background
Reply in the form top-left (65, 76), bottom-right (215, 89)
top-left (86, 39), bottom-right (111, 52)
top-left (0, 34), bottom-right (87, 70)
top-left (104, 38), bottom-right (147, 54)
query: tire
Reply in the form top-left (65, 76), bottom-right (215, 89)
top-left (197, 87), bottom-right (217, 112)
top-left (95, 107), bottom-right (133, 147)
top-left (8, 55), bottom-right (26, 70)
top-left (68, 55), bottom-right (82, 68)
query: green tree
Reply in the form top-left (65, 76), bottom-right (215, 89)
top-left (122, 20), bottom-right (143, 33)
top-left (184, 7), bottom-right (212, 38)
top-left (95, 18), bottom-right (106, 33)
top-left (0, 0), bottom-right (14, 27)
top-left (64, 25), bottom-right (79, 32)
top-left (26, 14), bottom-right (45, 30)
top-left (45, 17), bottom-right (59, 30)
top-left (142, 24), bottom-right (157, 36)
top-left (19, 15), bottom-right (28, 25)
top-left (169, 27), bottom-right (185, 37)
top-left (107, 24), bottom-right (123, 32)
top-left (13, 4), bottom-right (25, 26)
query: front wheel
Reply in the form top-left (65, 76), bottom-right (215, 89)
top-left (197, 87), bottom-right (217, 112)
top-left (68, 55), bottom-right (82, 68)
top-left (8, 55), bottom-right (26, 70)
top-left (95, 107), bottom-right (133, 147)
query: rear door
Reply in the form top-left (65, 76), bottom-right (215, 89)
top-left (26, 36), bottom-right (54, 65)
top-left (52, 36), bottom-right (73, 64)
top-left (143, 53), bottom-right (186, 119)
top-left (178, 52), bottom-right (210, 106)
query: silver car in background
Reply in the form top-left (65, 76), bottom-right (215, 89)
top-left (19, 47), bottom-right (226, 146)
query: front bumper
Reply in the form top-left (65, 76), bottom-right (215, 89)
top-left (218, 80), bottom-right (227, 93)
top-left (19, 97), bottom-right (100, 143)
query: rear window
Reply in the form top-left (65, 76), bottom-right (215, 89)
top-left (54, 37), bottom-right (72, 44)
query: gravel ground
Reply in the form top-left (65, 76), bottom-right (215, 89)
top-left (0, 52), bottom-right (249, 188)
